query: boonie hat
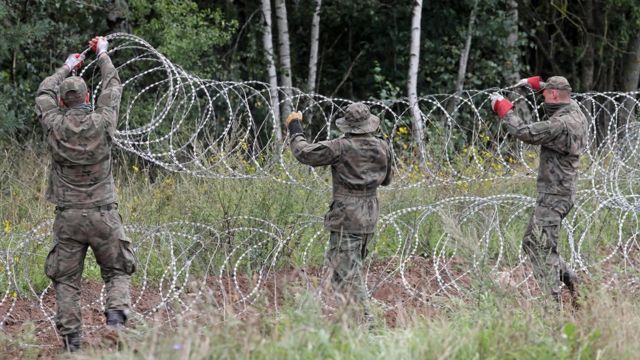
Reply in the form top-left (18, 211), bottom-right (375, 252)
top-left (336, 102), bottom-right (380, 134)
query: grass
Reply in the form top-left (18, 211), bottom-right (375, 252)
top-left (0, 144), bottom-right (637, 359)
top-left (45, 284), bottom-right (634, 360)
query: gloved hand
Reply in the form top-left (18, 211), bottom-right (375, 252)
top-left (89, 36), bottom-right (108, 56)
top-left (64, 53), bottom-right (84, 71)
top-left (286, 111), bottom-right (303, 127)
top-left (515, 76), bottom-right (542, 91)
top-left (490, 93), bottom-right (513, 119)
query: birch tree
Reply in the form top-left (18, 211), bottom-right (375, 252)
top-left (307, 0), bottom-right (322, 93)
top-left (408, 0), bottom-right (427, 170)
top-left (275, 0), bottom-right (293, 118)
top-left (261, 0), bottom-right (282, 141)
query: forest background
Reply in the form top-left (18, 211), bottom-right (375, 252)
top-left (1, 0), bottom-right (640, 143)
top-left (1, 1), bottom-right (640, 358)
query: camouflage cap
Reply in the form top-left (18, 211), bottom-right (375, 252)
top-left (59, 76), bottom-right (88, 106)
top-left (335, 102), bottom-right (380, 134)
top-left (541, 76), bottom-right (572, 92)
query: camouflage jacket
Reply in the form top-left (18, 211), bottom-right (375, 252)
top-left (290, 131), bottom-right (393, 234)
top-left (504, 100), bottom-right (588, 196)
top-left (35, 55), bottom-right (123, 208)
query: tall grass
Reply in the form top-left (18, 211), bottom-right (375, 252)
top-left (50, 284), bottom-right (637, 360)
top-left (1, 146), bottom-right (637, 359)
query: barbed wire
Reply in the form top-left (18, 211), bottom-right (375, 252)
top-left (1, 33), bottom-right (639, 338)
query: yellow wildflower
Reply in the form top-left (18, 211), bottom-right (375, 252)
top-left (3, 220), bottom-right (10, 234)
top-left (132, 164), bottom-right (140, 173)
top-left (398, 126), bottom-right (409, 135)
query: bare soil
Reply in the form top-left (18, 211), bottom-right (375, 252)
top-left (0, 256), bottom-right (580, 359)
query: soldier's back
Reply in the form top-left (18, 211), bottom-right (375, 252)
top-left (46, 108), bottom-right (117, 208)
top-left (332, 134), bottom-right (390, 191)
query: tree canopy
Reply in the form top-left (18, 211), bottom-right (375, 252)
top-left (1, 0), bottom-right (639, 142)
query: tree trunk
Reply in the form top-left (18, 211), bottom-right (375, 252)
top-left (580, 0), bottom-right (595, 91)
top-left (261, 0), bottom-right (282, 141)
top-left (618, 32), bottom-right (640, 135)
top-left (505, 0), bottom-right (531, 124)
top-left (307, 0), bottom-right (322, 93)
top-left (107, 0), bottom-right (132, 34)
top-left (621, 33), bottom-right (640, 92)
top-left (505, 0), bottom-right (519, 84)
top-left (448, 0), bottom-right (479, 115)
top-left (408, 0), bottom-right (427, 171)
top-left (275, 0), bottom-right (293, 119)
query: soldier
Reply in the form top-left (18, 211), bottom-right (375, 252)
top-left (490, 76), bottom-right (588, 302)
top-left (35, 36), bottom-right (135, 352)
top-left (285, 103), bottom-right (393, 317)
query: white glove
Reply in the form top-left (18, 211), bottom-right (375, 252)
top-left (64, 53), bottom-right (85, 71)
top-left (514, 76), bottom-right (543, 91)
top-left (89, 36), bottom-right (109, 56)
top-left (489, 93), bottom-right (504, 109)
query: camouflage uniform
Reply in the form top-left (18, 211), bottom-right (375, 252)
top-left (288, 103), bottom-right (393, 305)
top-left (503, 78), bottom-right (588, 296)
top-left (35, 54), bottom-right (135, 336)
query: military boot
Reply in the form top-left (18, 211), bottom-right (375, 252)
top-left (561, 268), bottom-right (580, 308)
top-left (63, 332), bottom-right (81, 352)
top-left (105, 309), bottom-right (127, 329)
top-left (561, 268), bottom-right (578, 294)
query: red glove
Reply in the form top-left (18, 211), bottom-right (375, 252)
top-left (89, 36), bottom-right (108, 56)
top-left (516, 76), bottom-right (543, 91)
top-left (64, 53), bottom-right (84, 71)
top-left (490, 93), bottom-right (513, 119)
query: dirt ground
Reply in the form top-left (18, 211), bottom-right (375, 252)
top-left (0, 256), bottom-right (562, 359)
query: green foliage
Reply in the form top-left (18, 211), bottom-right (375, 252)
top-left (1, 144), bottom-right (639, 358)
top-left (0, 0), bottom-right (110, 139)
top-left (3, 0), bottom-right (639, 145)
top-left (129, 0), bottom-right (237, 75)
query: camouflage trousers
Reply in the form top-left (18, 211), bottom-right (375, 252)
top-left (326, 232), bottom-right (372, 305)
top-left (45, 205), bottom-right (136, 335)
top-left (522, 193), bottom-right (577, 296)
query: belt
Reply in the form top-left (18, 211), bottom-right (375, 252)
top-left (333, 189), bottom-right (377, 198)
top-left (55, 203), bottom-right (118, 212)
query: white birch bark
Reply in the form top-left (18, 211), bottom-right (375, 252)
top-left (307, 0), bottom-right (322, 93)
top-left (275, 0), bottom-right (293, 118)
top-left (408, 0), bottom-right (427, 170)
top-left (261, 0), bottom-right (282, 141)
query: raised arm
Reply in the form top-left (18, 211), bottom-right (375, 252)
top-left (287, 112), bottom-right (340, 166)
top-left (90, 36), bottom-right (123, 135)
top-left (35, 54), bottom-right (84, 127)
top-left (489, 92), bottom-right (563, 145)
